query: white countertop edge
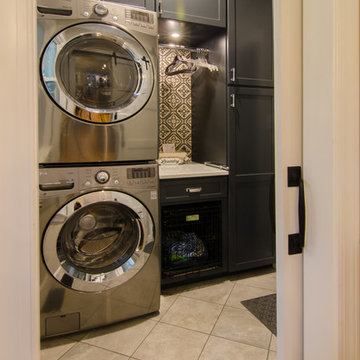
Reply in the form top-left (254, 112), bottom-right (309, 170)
top-left (160, 171), bottom-right (228, 179)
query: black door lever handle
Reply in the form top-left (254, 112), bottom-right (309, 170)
top-left (298, 177), bottom-right (305, 248)
top-left (288, 166), bottom-right (306, 255)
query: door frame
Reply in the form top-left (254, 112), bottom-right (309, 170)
top-left (0, 0), bottom-right (39, 359)
top-left (1, 0), bottom-right (359, 359)
top-left (274, 0), bottom-right (304, 358)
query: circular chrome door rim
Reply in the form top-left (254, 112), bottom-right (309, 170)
top-left (42, 191), bottom-right (155, 292)
top-left (41, 22), bottom-right (154, 123)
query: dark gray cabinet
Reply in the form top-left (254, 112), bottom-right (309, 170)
top-left (228, 87), bottom-right (275, 271)
top-left (156, 0), bottom-right (226, 27)
top-left (229, 87), bottom-right (274, 175)
top-left (228, 174), bottom-right (275, 272)
top-left (107, 0), bottom-right (155, 10)
top-left (228, 0), bottom-right (273, 87)
top-left (160, 176), bottom-right (228, 286)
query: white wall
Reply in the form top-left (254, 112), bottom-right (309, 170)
top-left (0, 0), bottom-right (39, 359)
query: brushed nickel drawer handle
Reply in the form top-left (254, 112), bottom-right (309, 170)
top-left (230, 67), bottom-right (236, 82)
top-left (186, 187), bottom-right (202, 193)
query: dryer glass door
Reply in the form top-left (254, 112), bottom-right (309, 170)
top-left (42, 191), bottom-right (155, 292)
top-left (41, 22), bottom-right (154, 123)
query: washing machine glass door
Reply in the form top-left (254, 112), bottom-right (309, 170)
top-left (42, 191), bottom-right (155, 292)
top-left (41, 22), bottom-right (154, 123)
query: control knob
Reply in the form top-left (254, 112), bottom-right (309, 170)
top-left (93, 4), bottom-right (109, 17)
top-left (95, 170), bottom-right (110, 184)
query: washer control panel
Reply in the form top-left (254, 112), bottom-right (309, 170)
top-left (93, 3), bottom-right (109, 17)
top-left (95, 170), bottom-right (110, 184)
top-left (39, 164), bottom-right (158, 198)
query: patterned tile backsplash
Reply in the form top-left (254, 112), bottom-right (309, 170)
top-left (159, 47), bottom-right (192, 159)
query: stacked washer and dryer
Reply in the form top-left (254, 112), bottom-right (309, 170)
top-left (37, 0), bottom-right (160, 338)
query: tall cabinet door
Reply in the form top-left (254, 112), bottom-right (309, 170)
top-left (228, 0), bottom-right (273, 87)
top-left (229, 174), bottom-right (275, 271)
top-left (229, 87), bottom-right (274, 175)
top-left (156, 0), bottom-right (226, 27)
top-left (228, 87), bottom-right (275, 271)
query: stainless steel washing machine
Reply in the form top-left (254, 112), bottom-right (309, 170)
top-left (37, 0), bottom-right (158, 164)
top-left (39, 163), bottom-right (160, 338)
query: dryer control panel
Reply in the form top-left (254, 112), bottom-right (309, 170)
top-left (37, 0), bottom-right (158, 36)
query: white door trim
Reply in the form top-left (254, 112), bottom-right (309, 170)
top-left (274, 0), bottom-right (304, 358)
top-left (0, 0), bottom-right (39, 359)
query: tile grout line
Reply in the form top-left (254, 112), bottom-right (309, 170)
top-left (68, 341), bottom-right (130, 358)
top-left (222, 279), bottom-right (238, 308)
top-left (127, 321), bottom-right (159, 359)
top-left (266, 334), bottom-right (273, 360)
top-left (209, 333), bottom-right (271, 352)
top-left (195, 334), bottom-right (211, 360)
top-left (195, 281), bottom-right (240, 360)
top-left (194, 289), bottom-right (231, 360)
top-left (158, 317), bottom-right (218, 336)
top-left (55, 340), bottom-right (80, 360)
top-left (157, 293), bottom-right (179, 320)
top-left (232, 281), bottom-right (277, 294)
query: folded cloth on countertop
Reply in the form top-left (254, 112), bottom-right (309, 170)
top-left (159, 151), bottom-right (188, 160)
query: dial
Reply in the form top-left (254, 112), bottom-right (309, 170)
top-left (93, 4), bottom-right (109, 17)
top-left (95, 170), bottom-right (110, 184)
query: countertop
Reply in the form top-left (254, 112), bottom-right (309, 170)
top-left (159, 162), bottom-right (229, 179)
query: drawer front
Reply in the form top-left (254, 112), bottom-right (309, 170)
top-left (160, 176), bottom-right (227, 203)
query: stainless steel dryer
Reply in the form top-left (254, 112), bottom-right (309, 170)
top-left (37, 0), bottom-right (158, 164)
top-left (39, 163), bottom-right (160, 338)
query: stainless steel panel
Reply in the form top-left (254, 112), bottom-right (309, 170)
top-left (37, 1), bottom-right (159, 164)
top-left (45, 312), bottom-right (80, 337)
top-left (39, 164), bottom-right (160, 338)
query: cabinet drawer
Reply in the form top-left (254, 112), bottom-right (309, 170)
top-left (160, 176), bottom-right (227, 203)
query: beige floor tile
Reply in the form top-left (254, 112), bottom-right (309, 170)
top-left (59, 342), bottom-right (128, 360)
top-left (199, 335), bottom-right (268, 360)
top-left (212, 306), bottom-right (271, 349)
top-left (150, 293), bottom-right (178, 321)
top-left (270, 334), bottom-right (277, 352)
top-left (160, 296), bottom-right (223, 333)
top-left (41, 337), bottom-right (76, 360)
top-left (81, 318), bottom-right (157, 356)
top-left (226, 283), bottom-right (275, 309)
top-left (267, 350), bottom-right (277, 360)
top-left (237, 272), bottom-right (276, 292)
top-left (133, 322), bottom-right (208, 360)
top-left (180, 281), bottom-right (234, 305)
